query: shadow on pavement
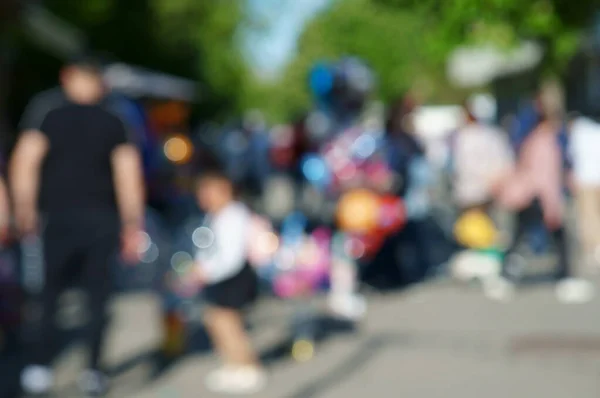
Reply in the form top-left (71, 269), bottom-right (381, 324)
top-left (107, 323), bottom-right (212, 384)
top-left (107, 312), bottom-right (357, 386)
top-left (260, 315), bottom-right (357, 367)
top-left (285, 336), bottom-right (388, 398)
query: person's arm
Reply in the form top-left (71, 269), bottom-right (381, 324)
top-left (0, 176), bottom-right (10, 241)
top-left (195, 207), bottom-right (248, 284)
top-left (9, 91), bottom-right (57, 235)
top-left (9, 131), bottom-right (49, 234)
top-left (111, 143), bottom-right (145, 229)
top-left (112, 142), bottom-right (145, 264)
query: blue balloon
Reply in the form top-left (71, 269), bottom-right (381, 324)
top-left (281, 211), bottom-right (307, 245)
top-left (309, 63), bottom-right (334, 98)
top-left (352, 133), bottom-right (378, 159)
top-left (301, 154), bottom-right (330, 187)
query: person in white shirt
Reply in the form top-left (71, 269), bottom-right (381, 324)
top-left (570, 114), bottom-right (600, 270)
top-left (449, 105), bottom-right (514, 212)
top-left (192, 169), bottom-right (265, 394)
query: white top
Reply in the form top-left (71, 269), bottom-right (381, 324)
top-left (570, 117), bottom-right (600, 186)
top-left (451, 124), bottom-right (514, 207)
top-left (195, 202), bottom-right (250, 284)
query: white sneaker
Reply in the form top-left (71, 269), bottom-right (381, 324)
top-left (205, 366), bottom-right (267, 395)
top-left (21, 365), bottom-right (54, 395)
top-left (78, 369), bottom-right (109, 396)
top-left (328, 294), bottom-right (367, 320)
top-left (483, 277), bottom-right (515, 302)
top-left (205, 366), bottom-right (235, 392)
top-left (556, 279), bottom-right (595, 304)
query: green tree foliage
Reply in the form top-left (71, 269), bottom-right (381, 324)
top-left (150, 0), bottom-right (254, 118)
top-left (256, 0), bottom-right (597, 121)
top-left (10, 0), bottom-right (252, 121)
top-left (252, 0), bottom-right (464, 122)
top-left (374, 0), bottom-right (598, 70)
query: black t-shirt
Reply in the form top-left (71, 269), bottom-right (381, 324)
top-left (19, 88), bottom-right (130, 216)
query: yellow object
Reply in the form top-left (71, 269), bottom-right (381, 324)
top-left (292, 339), bottom-right (314, 362)
top-left (454, 210), bottom-right (497, 249)
top-left (336, 189), bottom-right (380, 233)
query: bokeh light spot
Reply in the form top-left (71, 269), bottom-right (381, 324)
top-left (164, 135), bottom-right (193, 164)
top-left (170, 251), bottom-right (193, 274)
top-left (140, 244), bottom-right (159, 264)
top-left (292, 339), bottom-right (314, 362)
top-left (353, 134), bottom-right (377, 159)
top-left (138, 232), bottom-right (152, 254)
top-left (302, 155), bottom-right (329, 185)
top-left (192, 227), bottom-right (215, 249)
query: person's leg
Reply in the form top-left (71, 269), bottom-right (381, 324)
top-left (486, 203), bottom-right (539, 301)
top-left (575, 187), bottom-right (595, 265)
top-left (204, 306), bottom-right (258, 367)
top-left (81, 232), bottom-right (119, 372)
top-left (21, 227), bottom-right (73, 394)
top-left (69, 225), bottom-right (119, 397)
top-left (553, 219), bottom-right (596, 303)
top-left (550, 226), bottom-right (569, 281)
top-left (575, 186), bottom-right (600, 270)
top-left (202, 268), bottom-right (265, 394)
top-left (500, 207), bottom-right (531, 281)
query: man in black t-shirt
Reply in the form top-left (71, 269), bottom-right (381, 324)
top-left (10, 55), bottom-right (145, 396)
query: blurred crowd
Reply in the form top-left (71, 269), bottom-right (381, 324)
top-left (2, 54), bottom-right (600, 396)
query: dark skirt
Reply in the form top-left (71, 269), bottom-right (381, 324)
top-left (203, 263), bottom-right (258, 310)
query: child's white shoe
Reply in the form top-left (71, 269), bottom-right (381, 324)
top-left (556, 278), bottom-right (595, 304)
top-left (205, 366), bottom-right (267, 395)
top-left (328, 294), bottom-right (366, 320)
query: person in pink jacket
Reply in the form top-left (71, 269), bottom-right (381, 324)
top-left (490, 100), bottom-right (593, 303)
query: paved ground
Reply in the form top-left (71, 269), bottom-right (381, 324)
top-left (9, 276), bottom-right (599, 398)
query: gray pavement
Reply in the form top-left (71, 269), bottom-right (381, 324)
top-left (42, 280), bottom-right (600, 398)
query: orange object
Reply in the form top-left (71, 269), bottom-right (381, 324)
top-left (149, 101), bottom-right (190, 131)
top-left (162, 312), bottom-right (186, 357)
top-left (163, 134), bottom-right (194, 164)
top-left (336, 189), bottom-right (380, 233)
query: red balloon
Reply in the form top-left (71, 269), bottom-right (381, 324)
top-left (378, 195), bottom-right (406, 234)
top-left (347, 232), bottom-right (385, 260)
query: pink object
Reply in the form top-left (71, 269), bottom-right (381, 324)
top-left (273, 272), bottom-right (303, 298)
top-left (496, 122), bottom-right (564, 225)
top-left (365, 161), bottom-right (389, 180)
top-left (306, 228), bottom-right (331, 282)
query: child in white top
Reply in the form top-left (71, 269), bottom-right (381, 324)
top-left (193, 169), bottom-right (265, 394)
